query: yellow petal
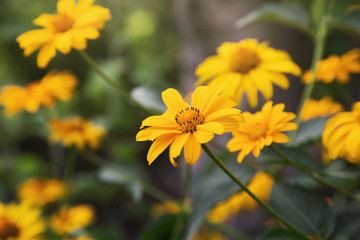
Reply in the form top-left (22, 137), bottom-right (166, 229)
top-left (37, 43), bottom-right (57, 68)
top-left (147, 134), bottom-right (177, 165)
top-left (193, 130), bottom-right (214, 144)
top-left (197, 122), bottom-right (224, 135)
top-left (169, 133), bottom-right (189, 160)
top-left (183, 135), bottom-right (201, 164)
top-left (192, 86), bottom-right (222, 114)
top-left (161, 88), bottom-right (189, 115)
top-left (57, 0), bottom-right (75, 15)
top-left (260, 60), bottom-right (301, 76)
top-left (33, 14), bottom-right (55, 28)
top-left (54, 32), bottom-right (73, 54)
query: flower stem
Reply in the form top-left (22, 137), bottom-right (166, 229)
top-left (269, 145), bottom-right (360, 203)
top-left (288, 0), bottom-right (327, 145)
top-left (80, 151), bottom-right (178, 203)
top-left (170, 164), bottom-right (192, 240)
top-left (202, 144), bottom-right (309, 240)
top-left (78, 50), bottom-right (150, 114)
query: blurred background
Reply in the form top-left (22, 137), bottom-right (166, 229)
top-left (0, 0), bottom-right (359, 239)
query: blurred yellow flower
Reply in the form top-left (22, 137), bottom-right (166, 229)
top-left (48, 117), bottom-right (105, 150)
top-left (322, 102), bottom-right (360, 164)
top-left (302, 48), bottom-right (360, 84)
top-left (50, 205), bottom-right (94, 235)
top-left (17, 0), bottom-right (111, 68)
top-left (0, 70), bottom-right (77, 116)
top-left (227, 101), bottom-right (297, 163)
top-left (151, 201), bottom-right (181, 217)
top-left (195, 39), bottom-right (301, 108)
top-left (17, 177), bottom-right (66, 207)
top-left (300, 97), bottom-right (343, 121)
top-left (192, 228), bottom-right (225, 240)
top-left (0, 202), bottom-right (45, 240)
top-left (207, 172), bottom-right (274, 223)
top-left (136, 86), bottom-right (243, 166)
top-left (64, 235), bottom-right (93, 240)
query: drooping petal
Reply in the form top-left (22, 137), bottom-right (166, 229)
top-left (37, 43), bottom-right (57, 68)
top-left (183, 135), bottom-right (202, 164)
top-left (147, 134), bottom-right (177, 165)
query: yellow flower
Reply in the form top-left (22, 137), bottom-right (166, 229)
top-left (151, 201), bottom-right (181, 217)
top-left (195, 39), bottom-right (301, 108)
top-left (227, 101), bottom-right (297, 163)
top-left (50, 205), bottom-right (94, 235)
top-left (17, 0), bottom-right (111, 68)
top-left (207, 172), bottom-right (274, 223)
top-left (302, 48), bottom-right (360, 84)
top-left (0, 202), bottom-right (45, 240)
top-left (300, 97), bottom-right (343, 121)
top-left (136, 86), bottom-right (243, 166)
top-left (63, 235), bottom-right (93, 240)
top-left (17, 177), bottom-right (66, 207)
top-left (322, 102), bottom-right (360, 164)
top-left (0, 70), bottom-right (77, 116)
top-left (48, 117), bottom-right (105, 149)
top-left (192, 228), bottom-right (225, 240)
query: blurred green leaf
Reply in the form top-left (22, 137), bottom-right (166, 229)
top-left (130, 86), bottom-right (166, 113)
top-left (270, 184), bottom-right (335, 238)
top-left (235, 2), bottom-right (311, 36)
top-left (293, 117), bottom-right (330, 147)
top-left (98, 163), bottom-right (143, 202)
top-left (328, 13), bottom-right (360, 37)
top-left (323, 159), bottom-right (360, 180)
top-left (261, 228), bottom-right (305, 240)
top-left (333, 207), bottom-right (360, 240)
top-left (185, 161), bottom-right (256, 239)
top-left (139, 215), bottom-right (177, 240)
top-left (258, 146), bottom-right (319, 171)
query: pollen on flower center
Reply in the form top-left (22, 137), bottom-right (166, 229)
top-left (175, 107), bottom-right (205, 133)
top-left (52, 14), bottom-right (74, 33)
top-left (229, 48), bottom-right (261, 74)
top-left (0, 218), bottom-right (20, 239)
top-left (249, 124), bottom-right (267, 140)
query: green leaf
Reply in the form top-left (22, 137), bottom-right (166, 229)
top-left (258, 146), bottom-right (319, 171)
top-left (130, 86), bottom-right (166, 113)
top-left (294, 117), bottom-right (330, 147)
top-left (235, 2), bottom-right (311, 36)
top-left (262, 228), bottom-right (306, 240)
top-left (98, 163), bottom-right (144, 202)
top-left (185, 161), bottom-right (256, 239)
top-left (323, 159), bottom-right (360, 180)
top-left (333, 207), bottom-right (360, 239)
top-left (270, 184), bottom-right (335, 238)
top-left (139, 215), bottom-right (177, 240)
top-left (328, 13), bottom-right (360, 37)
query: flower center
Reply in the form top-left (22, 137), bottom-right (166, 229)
top-left (249, 124), bottom-right (267, 140)
top-left (0, 218), bottom-right (20, 239)
top-left (175, 107), bottom-right (205, 133)
top-left (52, 14), bottom-right (74, 33)
top-left (229, 48), bottom-right (261, 74)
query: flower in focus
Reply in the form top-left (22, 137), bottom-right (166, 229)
top-left (207, 172), bottom-right (274, 223)
top-left (50, 205), bottom-right (94, 235)
top-left (136, 86), bottom-right (243, 166)
top-left (322, 102), bottom-right (360, 164)
top-left (17, 177), bottom-right (66, 207)
top-left (17, 0), bottom-right (111, 68)
top-left (300, 97), bottom-right (343, 121)
top-left (0, 202), bottom-right (45, 240)
top-left (63, 235), bottom-right (93, 240)
top-left (195, 39), bottom-right (301, 108)
top-left (227, 101), bottom-right (297, 163)
top-left (48, 117), bottom-right (105, 149)
top-left (302, 48), bottom-right (360, 84)
top-left (0, 70), bottom-right (77, 116)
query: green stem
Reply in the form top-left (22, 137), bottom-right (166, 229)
top-left (78, 51), bottom-right (150, 114)
top-left (80, 151), bottom-right (177, 203)
top-left (269, 145), bottom-right (360, 203)
top-left (63, 147), bottom-right (77, 198)
top-left (288, 0), bottom-right (327, 145)
top-left (202, 144), bottom-right (309, 240)
top-left (170, 164), bottom-right (192, 240)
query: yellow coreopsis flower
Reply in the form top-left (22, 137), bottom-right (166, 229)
top-left (0, 70), bottom-right (77, 116)
top-left (63, 235), bottom-right (93, 240)
top-left (207, 172), bottom-right (274, 223)
top-left (17, 0), bottom-right (111, 68)
top-left (195, 39), bottom-right (301, 108)
top-left (50, 205), bottom-right (94, 235)
top-left (300, 97), bottom-right (343, 121)
top-left (302, 48), bottom-right (360, 84)
top-left (322, 102), bottom-right (360, 164)
top-left (227, 101), bottom-right (297, 163)
top-left (136, 86), bottom-right (243, 166)
top-left (17, 177), bottom-right (66, 207)
top-left (0, 202), bottom-right (45, 240)
top-left (48, 117), bottom-right (105, 150)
